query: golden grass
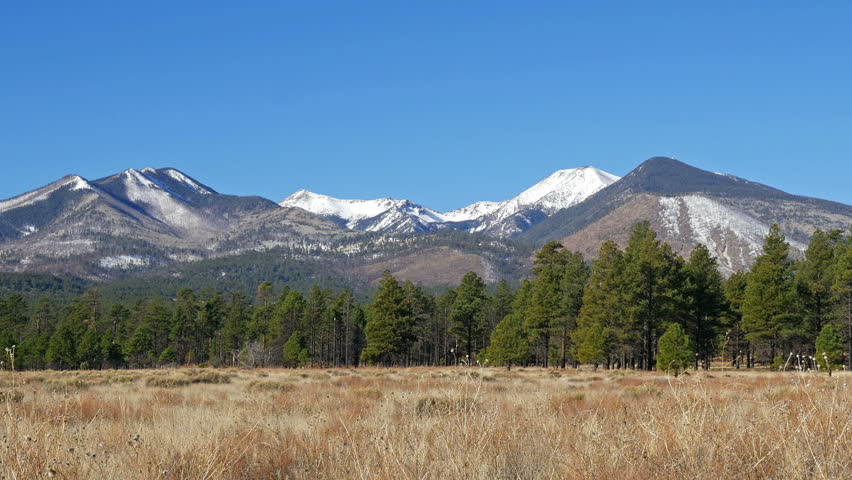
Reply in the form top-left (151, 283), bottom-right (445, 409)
top-left (2, 367), bottom-right (851, 479)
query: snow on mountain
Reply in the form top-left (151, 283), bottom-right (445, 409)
top-left (281, 190), bottom-right (401, 222)
top-left (0, 175), bottom-right (94, 214)
top-left (113, 169), bottom-right (212, 231)
top-left (159, 168), bottom-right (215, 195)
top-left (473, 167), bottom-right (620, 228)
top-left (279, 166), bottom-right (620, 236)
top-left (279, 190), bottom-right (445, 231)
top-left (658, 195), bottom-right (808, 274)
top-left (441, 201), bottom-right (503, 222)
top-left (514, 167), bottom-right (620, 212)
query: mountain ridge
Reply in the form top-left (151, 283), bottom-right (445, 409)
top-left (1, 158), bottom-right (850, 285)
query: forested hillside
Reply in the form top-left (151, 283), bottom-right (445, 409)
top-left (2, 221), bottom-right (851, 372)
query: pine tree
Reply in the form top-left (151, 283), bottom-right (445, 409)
top-left (684, 244), bottom-right (726, 369)
top-left (742, 224), bottom-right (798, 364)
top-left (815, 323), bottom-right (843, 375)
top-left (199, 294), bottom-right (225, 365)
top-left (526, 241), bottom-right (569, 367)
top-left (19, 296), bottom-right (56, 369)
top-left (0, 294), bottom-right (28, 352)
top-left (450, 271), bottom-right (488, 362)
top-left (623, 221), bottom-right (684, 370)
top-left (171, 288), bottom-right (198, 364)
top-left (558, 251), bottom-right (588, 368)
top-left (575, 322), bottom-right (607, 369)
top-left (361, 271), bottom-right (414, 365)
top-left (403, 280), bottom-right (435, 366)
top-left (484, 279), bottom-right (514, 348)
top-left (832, 238), bottom-right (852, 369)
top-left (574, 241), bottom-right (630, 368)
top-left (303, 286), bottom-right (328, 361)
top-left (483, 312), bottom-right (529, 370)
top-left (77, 327), bottom-right (102, 369)
top-left (221, 293), bottom-right (252, 365)
top-left (723, 271), bottom-right (749, 368)
top-left (797, 230), bottom-right (842, 345)
top-left (283, 330), bottom-right (310, 367)
top-left (656, 323), bottom-right (694, 375)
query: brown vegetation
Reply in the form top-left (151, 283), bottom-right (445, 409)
top-left (2, 367), bottom-right (850, 479)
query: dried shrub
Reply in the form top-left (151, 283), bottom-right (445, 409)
top-left (0, 390), bottom-right (24, 403)
top-left (246, 380), bottom-right (295, 393)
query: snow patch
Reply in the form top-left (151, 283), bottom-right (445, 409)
top-left (19, 225), bottom-right (38, 237)
top-left (658, 195), bottom-right (807, 274)
top-left (163, 169), bottom-right (213, 194)
top-left (120, 169), bottom-right (210, 231)
top-left (99, 255), bottom-right (150, 269)
top-left (658, 197), bottom-right (681, 236)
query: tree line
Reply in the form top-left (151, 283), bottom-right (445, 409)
top-left (1, 221), bottom-right (851, 371)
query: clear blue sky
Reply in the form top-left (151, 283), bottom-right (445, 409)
top-left (1, 1), bottom-right (851, 211)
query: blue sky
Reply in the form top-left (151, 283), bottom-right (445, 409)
top-left (1, 1), bottom-right (851, 211)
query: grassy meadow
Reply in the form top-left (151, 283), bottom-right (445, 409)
top-left (1, 366), bottom-right (850, 479)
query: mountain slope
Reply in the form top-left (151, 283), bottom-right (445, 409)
top-left (523, 157), bottom-right (852, 274)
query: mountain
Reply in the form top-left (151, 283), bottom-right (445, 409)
top-left (279, 190), bottom-right (445, 234)
top-left (2, 158), bottom-right (851, 287)
top-left (279, 166), bottom-right (620, 236)
top-left (521, 157), bottom-right (852, 274)
top-left (0, 167), bottom-right (348, 278)
top-left (0, 167), bottom-right (527, 287)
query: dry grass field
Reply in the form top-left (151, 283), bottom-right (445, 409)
top-left (1, 366), bottom-right (851, 479)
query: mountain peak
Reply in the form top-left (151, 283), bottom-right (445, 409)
top-left (511, 166), bottom-right (620, 211)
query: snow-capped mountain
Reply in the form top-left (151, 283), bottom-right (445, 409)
top-left (524, 157), bottom-right (852, 275)
top-left (3, 157), bottom-right (852, 283)
top-left (279, 166), bottom-right (620, 236)
top-left (460, 166), bottom-right (621, 236)
top-left (279, 190), bottom-right (445, 233)
top-left (0, 167), bottom-right (344, 277)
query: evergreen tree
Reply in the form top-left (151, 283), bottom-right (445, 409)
top-left (171, 288), bottom-right (198, 364)
top-left (361, 271), bottom-right (414, 365)
top-left (796, 229), bottom-right (842, 345)
top-left (815, 323), bottom-right (843, 374)
top-left (403, 280), bottom-right (434, 366)
top-left (723, 271), bottom-right (749, 368)
top-left (656, 323), bottom-right (694, 375)
top-left (428, 289), bottom-right (456, 365)
top-left (449, 272), bottom-right (488, 361)
top-left (526, 241), bottom-right (569, 367)
top-left (283, 330), bottom-right (310, 367)
top-left (18, 296), bottom-right (56, 369)
top-left (575, 322), bottom-right (607, 369)
top-left (558, 251), bottom-right (589, 368)
top-left (269, 290), bottom-right (305, 362)
top-left (742, 224), bottom-right (798, 363)
top-left (46, 316), bottom-right (85, 369)
top-left (77, 327), bottom-right (102, 369)
top-left (574, 241), bottom-right (630, 368)
top-left (221, 293), bottom-right (252, 365)
top-left (832, 238), bottom-right (852, 369)
top-left (483, 312), bottom-right (529, 370)
top-left (199, 293), bottom-right (225, 365)
top-left (124, 323), bottom-right (155, 368)
top-left (684, 244), bottom-right (726, 369)
top-left (0, 294), bottom-right (28, 352)
top-left (623, 221), bottom-right (684, 370)
top-left (303, 286), bottom-right (328, 360)
top-left (484, 279), bottom-right (514, 348)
